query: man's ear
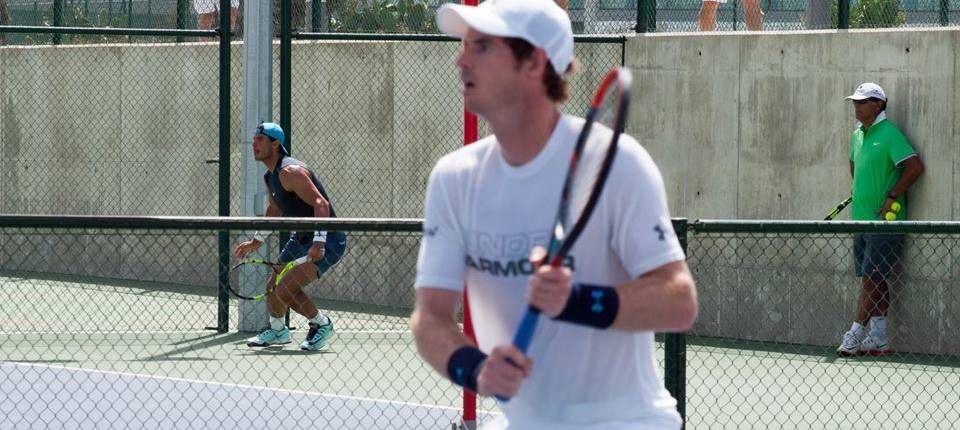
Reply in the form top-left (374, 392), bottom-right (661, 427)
top-left (521, 48), bottom-right (550, 80)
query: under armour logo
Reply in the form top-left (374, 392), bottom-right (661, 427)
top-left (653, 224), bottom-right (666, 241)
top-left (590, 290), bottom-right (604, 313)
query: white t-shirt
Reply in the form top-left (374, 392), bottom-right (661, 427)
top-left (415, 114), bottom-right (685, 430)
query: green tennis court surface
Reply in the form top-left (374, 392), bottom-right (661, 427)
top-left (685, 338), bottom-right (960, 429)
top-left (2, 271), bottom-right (958, 429)
top-left (0, 271), bottom-right (488, 429)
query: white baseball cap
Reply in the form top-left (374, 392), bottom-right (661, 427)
top-left (436, 0), bottom-right (574, 73)
top-left (845, 82), bottom-right (887, 101)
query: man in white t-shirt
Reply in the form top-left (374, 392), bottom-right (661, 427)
top-left (410, 1), bottom-right (698, 429)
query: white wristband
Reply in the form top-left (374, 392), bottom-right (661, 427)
top-left (313, 231), bottom-right (327, 243)
top-left (252, 230), bottom-right (268, 242)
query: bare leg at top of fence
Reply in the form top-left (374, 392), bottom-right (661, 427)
top-left (195, 0), bottom-right (239, 32)
top-left (700, 0), bottom-right (764, 31)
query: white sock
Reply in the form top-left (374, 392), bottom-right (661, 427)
top-left (850, 322), bottom-right (865, 337)
top-left (309, 313), bottom-right (330, 326)
top-left (869, 316), bottom-right (887, 339)
top-left (270, 316), bottom-right (285, 331)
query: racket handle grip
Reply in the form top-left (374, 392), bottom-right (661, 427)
top-left (512, 306), bottom-right (541, 353)
top-left (496, 306), bottom-right (541, 403)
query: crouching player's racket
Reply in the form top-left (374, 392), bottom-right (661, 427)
top-left (499, 67), bottom-right (632, 402)
top-left (226, 255), bottom-right (310, 301)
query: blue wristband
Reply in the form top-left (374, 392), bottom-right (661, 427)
top-left (555, 283), bottom-right (620, 329)
top-left (446, 346), bottom-right (487, 393)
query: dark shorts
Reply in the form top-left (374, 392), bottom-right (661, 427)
top-left (279, 231), bottom-right (347, 277)
top-left (853, 234), bottom-right (903, 279)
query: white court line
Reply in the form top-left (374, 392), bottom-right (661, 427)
top-left (1, 360), bottom-right (467, 413)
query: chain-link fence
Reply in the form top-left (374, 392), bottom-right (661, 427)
top-left (0, 16), bottom-right (626, 219)
top-left (0, 216), bottom-right (468, 429)
top-left (3, 0), bottom-right (957, 46)
top-left (686, 220), bottom-right (960, 429)
top-left (0, 28), bottom-right (227, 216)
top-left (282, 33), bottom-right (625, 218)
top-left (2, 216), bottom-right (958, 428)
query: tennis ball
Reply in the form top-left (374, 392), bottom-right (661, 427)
top-left (890, 201), bottom-right (901, 213)
top-left (884, 211), bottom-right (897, 221)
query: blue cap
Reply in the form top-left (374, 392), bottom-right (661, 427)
top-left (255, 122), bottom-right (288, 155)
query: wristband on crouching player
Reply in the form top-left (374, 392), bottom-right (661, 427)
top-left (555, 283), bottom-right (620, 329)
top-left (252, 230), bottom-right (268, 242)
top-left (313, 231), bottom-right (327, 242)
top-left (446, 346), bottom-right (487, 393)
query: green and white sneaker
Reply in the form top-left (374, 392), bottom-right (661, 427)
top-left (861, 335), bottom-right (893, 356)
top-left (837, 330), bottom-right (864, 357)
top-left (301, 319), bottom-right (334, 351)
top-left (247, 327), bottom-right (291, 347)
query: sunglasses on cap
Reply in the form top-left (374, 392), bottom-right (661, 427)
top-left (254, 125), bottom-right (276, 141)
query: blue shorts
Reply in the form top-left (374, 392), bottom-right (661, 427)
top-left (278, 231), bottom-right (347, 277)
top-left (853, 234), bottom-right (903, 279)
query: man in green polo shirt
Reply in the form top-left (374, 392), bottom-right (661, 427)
top-left (837, 82), bottom-right (925, 357)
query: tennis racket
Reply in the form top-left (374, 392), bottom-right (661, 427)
top-left (824, 196), bottom-right (853, 220)
top-left (226, 255), bottom-right (310, 301)
top-left (498, 67), bottom-right (632, 401)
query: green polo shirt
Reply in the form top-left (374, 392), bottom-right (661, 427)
top-left (849, 115), bottom-right (916, 221)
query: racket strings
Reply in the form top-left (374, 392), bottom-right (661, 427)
top-left (564, 76), bottom-right (628, 245)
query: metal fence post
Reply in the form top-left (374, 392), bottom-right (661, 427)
top-left (940, 0), bottom-right (949, 26)
top-left (280, 0), bottom-right (294, 329)
top-left (52, 0), bottom-right (63, 44)
top-left (666, 218), bottom-right (688, 426)
top-left (838, 0), bottom-right (850, 29)
top-left (216, 0), bottom-right (233, 333)
top-left (636, 0), bottom-right (656, 33)
top-left (731, 0), bottom-right (738, 30)
top-left (176, 0), bottom-right (188, 42)
top-left (281, 0), bottom-right (292, 148)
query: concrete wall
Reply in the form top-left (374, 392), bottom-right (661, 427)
top-left (627, 28), bottom-right (960, 355)
top-left (630, 28), bottom-right (957, 222)
top-left (1, 42), bottom-right (225, 216)
top-left (286, 39), bottom-right (622, 218)
top-left (1, 30), bottom-right (958, 352)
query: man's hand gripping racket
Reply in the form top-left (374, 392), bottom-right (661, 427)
top-left (496, 67), bottom-right (632, 402)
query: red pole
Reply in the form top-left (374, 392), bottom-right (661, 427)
top-left (461, 2), bottom-right (480, 428)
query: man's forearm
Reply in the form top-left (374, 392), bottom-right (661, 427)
top-left (890, 171), bottom-right (922, 196)
top-left (609, 261), bottom-right (698, 333)
top-left (410, 310), bottom-right (473, 378)
top-left (889, 157), bottom-right (924, 197)
top-left (312, 199), bottom-right (331, 218)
